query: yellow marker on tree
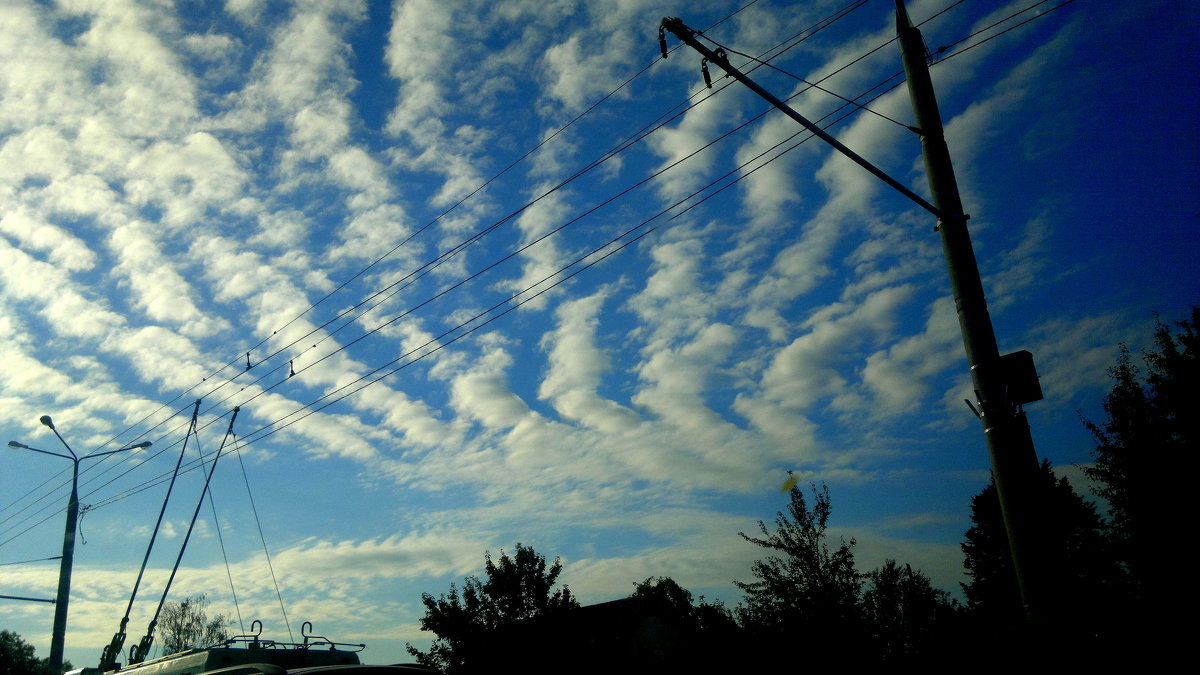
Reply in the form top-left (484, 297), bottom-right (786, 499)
top-left (781, 471), bottom-right (798, 493)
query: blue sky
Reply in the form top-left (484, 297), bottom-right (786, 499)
top-left (1, 0), bottom-right (1196, 666)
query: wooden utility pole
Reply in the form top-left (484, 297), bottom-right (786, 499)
top-left (893, 0), bottom-right (1043, 620)
top-left (661, 0), bottom-right (1045, 620)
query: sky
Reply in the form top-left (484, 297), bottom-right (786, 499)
top-left (0, 0), bottom-right (1197, 666)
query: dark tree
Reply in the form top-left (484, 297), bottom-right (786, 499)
top-left (620, 577), bottom-right (738, 669)
top-left (0, 631), bottom-right (39, 675)
top-left (1083, 308), bottom-right (1196, 606)
top-left (862, 560), bottom-right (957, 663)
top-left (0, 631), bottom-right (70, 675)
top-left (734, 483), bottom-right (863, 663)
top-left (628, 577), bottom-right (736, 641)
top-left (961, 461), bottom-right (1122, 632)
top-left (158, 594), bottom-right (231, 655)
top-left (406, 543), bottom-right (578, 674)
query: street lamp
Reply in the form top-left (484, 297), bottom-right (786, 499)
top-left (8, 415), bottom-right (151, 675)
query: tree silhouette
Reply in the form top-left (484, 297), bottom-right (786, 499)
top-left (734, 483), bottom-right (863, 664)
top-left (961, 461), bottom-right (1121, 632)
top-left (594, 577), bottom-right (738, 670)
top-left (1083, 308), bottom-right (1196, 606)
top-left (406, 543), bottom-right (577, 674)
top-left (158, 594), bottom-right (230, 655)
top-left (0, 630), bottom-right (71, 675)
top-left (0, 631), bottom-right (39, 675)
top-left (862, 560), bottom-right (956, 663)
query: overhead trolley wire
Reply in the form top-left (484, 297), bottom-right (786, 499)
top-left (193, 14), bottom-right (903, 447)
top-left (218, 1), bottom-right (1077, 450)
top-left (0, 400), bottom-right (200, 541)
top-left (0, 52), bottom-right (680, 538)
top-left (176, 0), bottom-right (878, 409)
top-left (202, 70), bottom-right (917, 451)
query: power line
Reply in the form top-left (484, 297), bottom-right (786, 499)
top-left (76, 70), bottom-right (903, 514)
top-left (0, 3), bottom-right (895, 542)
top-left (1, 3), bottom-right (874, 538)
top-left (0, 555), bottom-right (61, 566)
top-left (932, 0), bottom-right (1078, 63)
top-left (220, 0), bottom-right (1076, 454)
top-left (0, 1), bottom-right (923, 541)
top-left (1, 0), bottom-right (1069, 548)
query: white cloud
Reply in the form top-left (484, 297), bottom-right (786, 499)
top-left (539, 288), bottom-right (642, 432)
top-left (0, 208), bottom-right (97, 271)
top-left (0, 237), bottom-right (125, 339)
top-left (109, 221), bottom-right (226, 337)
top-left (860, 296), bottom-right (961, 418)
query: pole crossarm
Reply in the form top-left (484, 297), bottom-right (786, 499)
top-left (659, 16), bottom-right (943, 219)
top-left (1, 594), bottom-right (57, 604)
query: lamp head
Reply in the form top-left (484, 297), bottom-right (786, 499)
top-left (8, 440), bottom-right (28, 449)
top-left (39, 415), bottom-right (55, 430)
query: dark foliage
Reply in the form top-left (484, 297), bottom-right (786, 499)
top-left (0, 630), bottom-right (70, 675)
top-left (862, 560), bottom-right (958, 664)
top-left (622, 577), bottom-right (737, 668)
top-left (734, 483), bottom-right (864, 663)
top-left (0, 631), bottom-right (38, 675)
top-left (405, 543), bottom-right (578, 674)
top-left (961, 460), bottom-right (1123, 631)
top-left (158, 594), bottom-right (231, 656)
top-left (1083, 308), bottom-right (1196, 604)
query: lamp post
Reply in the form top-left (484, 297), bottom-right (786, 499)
top-left (8, 415), bottom-right (151, 674)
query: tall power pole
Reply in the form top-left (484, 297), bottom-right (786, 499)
top-left (662, 0), bottom-right (1045, 620)
top-left (892, 0), bottom-right (1043, 619)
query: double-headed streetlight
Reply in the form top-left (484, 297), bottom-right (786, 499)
top-left (8, 415), bottom-right (151, 674)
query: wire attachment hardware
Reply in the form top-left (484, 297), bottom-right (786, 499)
top-left (658, 25), bottom-right (668, 59)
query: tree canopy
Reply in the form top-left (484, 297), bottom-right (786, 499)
top-left (158, 594), bottom-right (231, 656)
top-left (0, 630), bottom-right (70, 675)
top-left (734, 483), bottom-right (957, 666)
top-left (734, 483), bottom-right (863, 659)
top-left (964, 460), bottom-right (1121, 617)
top-left (0, 631), bottom-right (39, 675)
top-left (862, 560), bottom-right (956, 663)
top-left (614, 577), bottom-right (738, 669)
top-left (406, 543), bottom-right (578, 674)
top-left (1083, 309), bottom-right (1196, 601)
